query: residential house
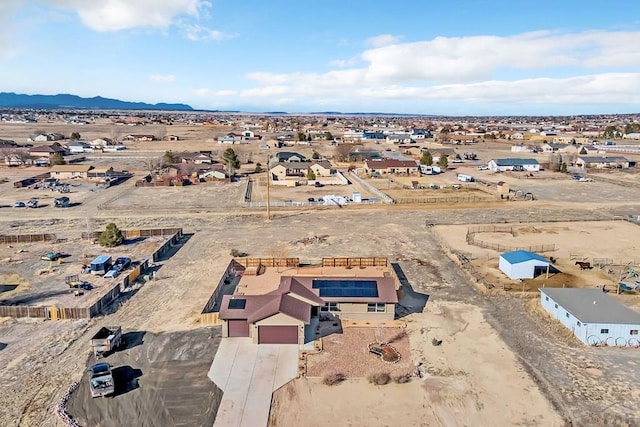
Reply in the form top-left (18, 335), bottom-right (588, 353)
top-left (65, 141), bottom-right (92, 154)
top-left (511, 144), bottom-right (535, 153)
top-left (218, 275), bottom-right (398, 345)
top-left (270, 161), bottom-right (312, 180)
top-left (575, 156), bottom-right (630, 169)
top-left (122, 134), bottom-right (157, 142)
top-left (165, 135), bottom-right (180, 141)
top-left (87, 166), bottom-right (114, 180)
top-left (362, 131), bottom-right (386, 141)
top-left (180, 152), bottom-right (215, 164)
top-left (487, 158), bottom-right (540, 172)
top-left (217, 133), bottom-right (244, 144)
top-left (273, 151), bottom-right (307, 164)
top-left (386, 134), bottom-right (413, 144)
top-left (29, 145), bottom-right (67, 158)
top-left (33, 133), bottom-right (65, 142)
top-left (540, 142), bottom-right (568, 153)
top-left (91, 138), bottom-right (114, 148)
top-left (50, 164), bottom-right (93, 179)
top-left (309, 160), bottom-right (334, 178)
top-left (363, 159), bottom-right (420, 176)
top-left (410, 129), bottom-right (433, 139)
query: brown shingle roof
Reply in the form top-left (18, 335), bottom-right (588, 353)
top-left (364, 159), bottom-right (418, 169)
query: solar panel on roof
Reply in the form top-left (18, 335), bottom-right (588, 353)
top-left (312, 279), bottom-right (379, 298)
top-left (228, 298), bottom-right (246, 309)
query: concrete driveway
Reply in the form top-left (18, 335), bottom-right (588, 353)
top-left (209, 338), bottom-right (298, 427)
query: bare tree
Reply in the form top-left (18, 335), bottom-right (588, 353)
top-left (268, 242), bottom-right (290, 273)
top-left (155, 126), bottom-right (167, 141)
top-left (109, 126), bottom-right (123, 142)
top-left (334, 143), bottom-right (354, 162)
top-left (141, 156), bottom-right (164, 176)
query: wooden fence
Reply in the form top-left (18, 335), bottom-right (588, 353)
top-left (82, 228), bottom-right (183, 240)
top-left (322, 257), bottom-right (388, 268)
top-left (466, 225), bottom-right (555, 253)
top-left (0, 305), bottom-right (47, 318)
top-left (0, 234), bottom-right (57, 244)
top-left (233, 258), bottom-right (300, 268)
top-left (395, 194), bottom-right (495, 204)
top-left (201, 259), bottom-right (240, 325)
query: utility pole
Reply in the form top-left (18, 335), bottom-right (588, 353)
top-left (266, 154), bottom-right (271, 221)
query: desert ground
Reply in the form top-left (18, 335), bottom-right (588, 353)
top-left (1, 121), bottom-right (640, 426)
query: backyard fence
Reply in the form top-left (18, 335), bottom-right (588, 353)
top-left (348, 171), bottom-right (394, 204)
top-left (234, 257), bottom-right (300, 268)
top-left (0, 234), bottom-right (57, 244)
top-left (322, 257), bottom-right (389, 268)
top-left (81, 227), bottom-right (183, 240)
top-left (200, 259), bottom-right (240, 325)
top-left (395, 194), bottom-right (495, 204)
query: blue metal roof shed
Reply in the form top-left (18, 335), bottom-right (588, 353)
top-left (499, 250), bottom-right (550, 280)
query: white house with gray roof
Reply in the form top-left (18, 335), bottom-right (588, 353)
top-left (487, 158), bottom-right (540, 172)
top-left (540, 288), bottom-right (640, 347)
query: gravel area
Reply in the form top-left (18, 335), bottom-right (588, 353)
top-left (306, 327), bottom-right (413, 378)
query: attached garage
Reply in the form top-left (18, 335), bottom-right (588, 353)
top-left (227, 319), bottom-right (250, 337)
top-left (258, 325), bottom-right (298, 344)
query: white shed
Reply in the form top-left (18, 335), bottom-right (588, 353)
top-left (499, 250), bottom-right (549, 280)
top-left (540, 288), bottom-right (640, 347)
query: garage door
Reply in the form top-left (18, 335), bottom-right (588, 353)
top-left (258, 326), bottom-right (298, 344)
top-left (228, 320), bottom-right (250, 337)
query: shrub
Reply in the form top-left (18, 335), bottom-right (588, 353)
top-left (368, 372), bottom-right (391, 385)
top-left (322, 373), bottom-right (346, 386)
top-left (98, 223), bottom-right (124, 247)
top-left (394, 374), bottom-right (411, 384)
top-left (230, 248), bottom-right (247, 257)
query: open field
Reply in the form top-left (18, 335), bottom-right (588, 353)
top-left (1, 125), bottom-right (640, 426)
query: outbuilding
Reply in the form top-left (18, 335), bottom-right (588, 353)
top-left (499, 250), bottom-right (550, 280)
top-left (540, 288), bottom-right (640, 347)
top-left (487, 158), bottom-right (540, 172)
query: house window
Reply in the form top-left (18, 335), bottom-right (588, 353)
top-left (554, 304), bottom-right (558, 309)
top-left (545, 296), bottom-right (549, 301)
top-left (367, 303), bottom-right (386, 313)
top-left (321, 302), bottom-right (339, 312)
top-left (631, 330), bottom-right (639, 336)
top-left (566, 313), bottom-right (570, 318)
top-left (600, 328), bottom-right (609, 334)
top-left (577, 322), bottom-right (581, 327)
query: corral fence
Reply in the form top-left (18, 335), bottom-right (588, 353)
top-left (322, 257), bottom-right (388, 268)
top-left (13, 172), bottom-right (50, 188)
top-left (395, 194), bottom-right (494, 204)
top-left (466, 225), bottom-right (555, 253)
top-left (0, 233), bottom-right (57, 244)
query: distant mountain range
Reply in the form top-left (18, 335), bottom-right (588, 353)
top-left (0, 92), bottom-right (193, 111)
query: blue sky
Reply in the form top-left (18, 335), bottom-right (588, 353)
top-left (1, 0), bottom-right (640, 115)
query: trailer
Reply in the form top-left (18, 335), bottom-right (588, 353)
top-left (88, 362), bottom-right (115, 398)
top-left (90, 255), bottom-right (112, 276)
top-left (90, 326), bottom-right (122, 358)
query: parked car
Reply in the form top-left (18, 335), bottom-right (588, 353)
top-left (27, 199), bottom-right (39, 208)
top-left (54, 196), bottom-right (70, 208)
top-left (114, 257), bottom-right (131, 270)
top-left (13, 201), bottom-right (26, 208)
top-left (103, 268), bottom-right (121, 279)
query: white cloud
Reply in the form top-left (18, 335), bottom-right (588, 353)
top-left (225, 30), bottom-right (640, 110)
top-left (45, 0), bottom-right (207, 32)
top-left (180, 23), bottom-right (235, 41)
top-left (365, 34), bottom-right (401, 48)
top-left (149, 74), bottom-right (176, 83)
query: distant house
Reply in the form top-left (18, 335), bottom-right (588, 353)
top-left (4, 153), bottom-right (30, 166)
top-left (50, 164), bottom-right (93, 179)
top-left (88, 166), bottom-right (115, 180)
top-left (65, 141), bottom-right (92, 154)
top-left (499, 250), bottom-right (550, 280)
top-left (122, 134), bottom-right (157, 142)
top-left (540, 142), bottom-right (567, 153)
top-left (217, 133), bottom-right (244, 144)
top-left (270, 161), bottom-right (311, 180)
top-left (540, 288), bottom-right (640, 347)
top-left (309, 160), bottom-right (334, 177)
top-left (622, 133), bottom-right (640, 140)
top-left (200, 169), bottom-right (226, 180)
top-left (91, 138), bottom-right (114, 148)
top-left (411, 129), bottom-right (433, 139)
top-left (362, 131), bottom-right (386, 141)
top-left (166, 135), bottom-right (180, 141)
top-left (180, 152), bottom-right (215, 164)
top-left (363, 159), bottom-right (420, 176)
top-left (29, 145), bottom-right (67, 158)
top-left (487, 158), bottom-right (540, 172)
top-left (575, 156), bottom-right (630, 169)
top-left (33, 133), bottom-right (65, 142)
top-left (386, 134), bottom-right (413, 144)
top-left (511, 144), bottom-right (535, 153)
top-left (273, 152), bottom-right (307, 163)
